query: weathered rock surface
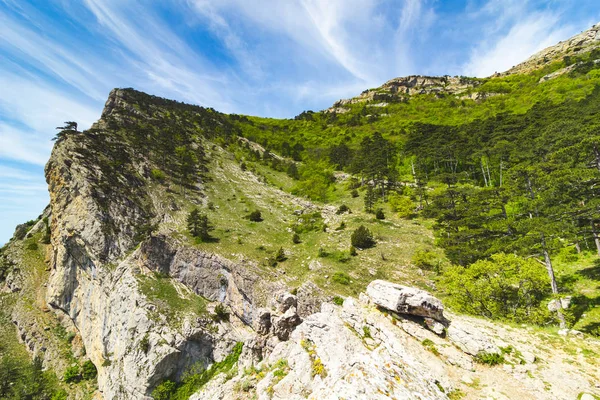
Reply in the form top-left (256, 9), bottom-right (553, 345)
top-left (505, 23), bottom-right (600, 75)
top-left (271, 306), bottom-right (302, 341)
top-left (366, 279), bottom-right (446, 322)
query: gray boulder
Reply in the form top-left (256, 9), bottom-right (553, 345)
top-left (366, 280), bottom-right (446, 322)
top-left (253, 308), bottom-right (272, 335)
top-left (272, 307), bottom-right (302, 341)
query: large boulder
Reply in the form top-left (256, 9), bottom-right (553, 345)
top-left (366, 280), bottom-right (446, 322)
top-left (272, 307), bottom-right (302, 341)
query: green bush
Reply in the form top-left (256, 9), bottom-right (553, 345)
top-left (350, 225), bottom-right (375, 249)
top-left (150, 168), bottom-right (166, 181)
top-left (332, 272), bottom-right (351, 285)
top-left (317, 247), bottom-right (328, 257)
top-left (247, 210), bottom-right (263, 222)
top-left (212, 303), bottom-right (230, 322)
top-left (63, 365), bottom-right (80, 383)
top-left (292, 233), bottom-right (301, 244)
top-left (351, 189), bottom-right (359, 198)
top-left (26, 242), bottom-right (39, 251)
top-left (336, 204), bottom-right (350, 214)
top-left (349, 246), bottom-right (357, 256)
top-left (332, 296), bottom-right (344, 306)
top-left (275, 247), bottom-right (287, 262)
top-left (375, 209), bottom-right (385, 220)
top-left (474, 352), bottom-right (504, 366)
top-left (412, 249), bottom-right (443, 272)
top-left (388, 193), bottom-right (414, 218)
top-left (82, 360), bottom-right (97, 380)
top-left (140, 334), bottom-right (150, 353)
top-left (442, 253), bottom-right (551, 324)
top-left (152, 380), bottom-right (176, 400)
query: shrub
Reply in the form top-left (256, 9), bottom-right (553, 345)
top-left (332, 296), bottom-right (344, 306)
top-left (139, 334), bottom-right (150, 353)
top-left (51, 390), bottom-right (68, 400)
top-left (240, 162), bottom-right (247, 171)
top-left (412, 249), bottom-right (443, 272)
top-left (292, 233), bottom-right (301, 244)
top-left (317, 247), bottom-right (328, 257)
top-left (349, 246), bottom-right (357, 256)
top-left (442, 253), bottom-right (551, 324)
top-left (388, 193), bottom-right (415, 218)
top-left (336, 204), bottom-right (350, 214)
top-left (275, 247), bottom-right (287, 262)
top-left (63, 365), bottom-right (80, 383)
top-left (151, 380), bottom-right (176, 400)
top-left (26, 242), bottom-right (39, 251)
top-left (81, 360), bottom-right (97, 380)
top-left (332, 272), bottom-right (350, 285)
top-left (150, 168), bottom-right (166, 181)
top-left (351, 189), bottom-right (359, 198)
top-left (375, 208), bottom-right (385, 220)
top-left (212, 303), bottom-right (230, 322)
top-left (474, 352), bottom-right (504, 366)
top-left (350, 225), bottom-right (375, 249)
top-left (247, 210), bottom-right (263, 222)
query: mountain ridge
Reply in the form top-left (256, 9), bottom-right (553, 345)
top-left (1, 27), bottom-right (600, 400)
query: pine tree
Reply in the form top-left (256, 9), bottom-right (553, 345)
top-left (351, 225), bottom-right (376, 249)
top-left (364, 185), bottom-right (376, 213)
top-left (187, 208), bottom-right (201, 237)
top-left (187, 208), bottom-right (214, 241)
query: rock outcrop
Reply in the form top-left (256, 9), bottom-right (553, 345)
top-left (366, 279), bottom-right (447, 323)
top-left (505, 23), bottom-right (600, 75)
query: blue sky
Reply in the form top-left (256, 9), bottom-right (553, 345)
top-left (1, 0), bottom-right (599, 244)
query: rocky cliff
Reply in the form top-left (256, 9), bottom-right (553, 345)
top-left (2, 86), bottom-right (599, 400)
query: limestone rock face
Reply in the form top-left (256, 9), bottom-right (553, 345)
top-left (505, 23), bottom-right (600, 75)
top-left (41, 94), bottom-right (257, 398)
top-left (366, 279), bottom-right (446, 322)
top-left (271, 306), bottom-right (302, 341)
top-left (137, 235), bottom-right (267, 325)
top-left (446, 319), bottom-right (500, 356)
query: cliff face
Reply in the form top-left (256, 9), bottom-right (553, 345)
top-left (40, 90), bottom-right (267, 398)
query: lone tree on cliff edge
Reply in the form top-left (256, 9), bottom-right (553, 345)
top-left (53, 121), bottom-right (78, 142)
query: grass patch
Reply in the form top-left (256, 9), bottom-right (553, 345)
top-left (139, 272), bottom-right (207, 324)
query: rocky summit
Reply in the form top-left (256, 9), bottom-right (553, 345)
top-left (2, 25), bottom-right (600, 400)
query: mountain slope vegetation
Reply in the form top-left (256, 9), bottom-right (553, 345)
top-left (2, 24), bottom-right (600, 400)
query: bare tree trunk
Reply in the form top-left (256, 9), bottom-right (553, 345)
top-left (591, 220), bottom-right (600, 257)
top-left (481, 160), bottom-right (488, 187)
top-left (541, 233), bottom-right (566, 329)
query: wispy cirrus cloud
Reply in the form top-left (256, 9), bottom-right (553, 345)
top-left (460, 0), bottom-right (598, 77)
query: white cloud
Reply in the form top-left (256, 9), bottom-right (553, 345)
top-left (461, 1), bottom-right (577, 77)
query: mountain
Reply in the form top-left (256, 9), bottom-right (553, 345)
top-left (2, 26), bottom-right (600, 400)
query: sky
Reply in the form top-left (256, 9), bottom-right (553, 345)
top-left (1, 0), bottom-right (599, 245)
